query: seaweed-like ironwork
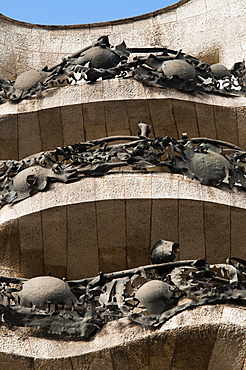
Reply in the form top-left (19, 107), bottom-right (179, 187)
top-left (0, 36), bottom-right (246, 103)
top-left (0, 123), bottom-right (246, 207)
top-left (1, 240), bottom-right (246, 339)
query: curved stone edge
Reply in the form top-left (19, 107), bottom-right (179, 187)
top-left (0, 304), bottom-right (245, 369)
top-left (1, 79), bottom-right (246, 117)
top-left (1, 173), bottom-right (245, 224)
top-left (1, 81), bottom-right (245, 162)
top-left (0, 0), bottom-right (189, 28)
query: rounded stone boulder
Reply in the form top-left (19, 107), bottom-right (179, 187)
top-left (18, 276), bottom-right (77, 310)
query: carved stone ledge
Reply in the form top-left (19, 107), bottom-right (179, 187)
top-left (0, 305), bottom-right (245, 369)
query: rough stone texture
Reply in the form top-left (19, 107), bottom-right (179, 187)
top-left (0, 306), bottom-right (245, 369)
top-left (0, 87), bottom-right (246, 160)
top-left (0, 0), bottom-right (246, 159)
top-left (0, 0), bottom-right (246, 367)
top-left (1, 173), bottom-right (246, 279)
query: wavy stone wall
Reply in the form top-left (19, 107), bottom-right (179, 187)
top-left (0, 0), bottom-right (245, 280)
top-left (1, 173), bottom-right (246, 279)
top-left (0, 82), bottom-right (246, 160)
top-left (0, 0), bottom-right (246, 367)
top-left (1, 305), bottom-right (246, 370)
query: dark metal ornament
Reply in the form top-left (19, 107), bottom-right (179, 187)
top-left (150, 240), bottom-right (180, 264)
top-left (11, 166), bottom-right (49, 202)
top-left (1, 247), bottom-right (246, 339)
top-left (1, 124), bottom-right (246, 207)
top-left (0, 36), bottom-right (245, 103)
top-left (74, 46), bottom-right (121, 69)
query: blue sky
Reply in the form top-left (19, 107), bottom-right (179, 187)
top-left (0, 1), bottom-right (176, 25)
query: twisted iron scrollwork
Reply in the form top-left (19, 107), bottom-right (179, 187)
top-left (1, 240), bottom-right (246, 339)
top-left (0, 36), bottom-right (246, 103)
top-left (0, 123), bottom-right (246, 207)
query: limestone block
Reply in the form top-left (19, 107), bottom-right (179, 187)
top-left (0, 220), bottom-right (21, 274)
top-left (176, 0), bottom-right (207, 21)
top-left (124, 173), bottom-right (152, 199)
top-left (125, 100), bottom-right (151, 136)
top-left (236, 106), bottom-right (246, 149)
top-left (82, 101), bottom-right (107, 139)
top-left (178, 199), bottom-right (205, 260)
top-left (149, 331), bottom-right (177, 370)
top-left (213, 106), bottom-right (238, 146)
top-left (61, 104), bottom-right (85, 145)
top-left (151, 199), bottom-right (179, 246)
top-left (204, 203), bottom-right (230, 263)
top-left (34, 358), bottom-right (73, 370)
top-left (171, 325), bottom-right (218, 370)
top-left (151, 173), bottom-right (179, 200)
top-left (0, 353), bottom-right (34, 370)
top-left (67, 202), bottom-right (98, 279)
top-left (208, 324), bottom-right (246, 370)
top-left (125, 199), bottom-right (151, 267)
top-left (71, 349), bottom-right (113, 370)
top-left (96, 199), bottom-right (126, 273)
top-left (60, 85), bottom-right (82, 107)
top-left (195, 102), bottom-right (217, 139)
top-left (147, 98), bottom-right (178, 138)
top-left (104, 100), bottom-right (129, 135)
top-left (18, 112), bottom-right (42, 159)
top-left (19, 212), bottom-right (43, 277)
top-left (41, 207), bottom-right (67, 277)
top-left (172, 99), bottom-right (199, 138)
top-left (0, 114), bottom-right (18, 160)
top-left (110, 339), bottom-right (149, 370)
top-left (230, 207), bottom-right (246, 258)
top-left (38, 107), bottom-right (63, 151)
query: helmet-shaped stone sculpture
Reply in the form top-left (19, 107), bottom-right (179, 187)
top-left (73, 36), bottom-right (121, 69)
top-left (162, 59), bottom-right (197, 80)
top-left (13, 69), bottom-right (50, 90)
top-left (135, 280), bottom-right (173, 315)
top-left (18, 276), bottom-right (77, 310)
top-left (76, 47), bottom-right (121, 69)
top-left (210, 63), bottom-right (231, 79)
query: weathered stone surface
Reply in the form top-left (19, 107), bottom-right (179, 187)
top-left (1, 173), bottom-right (246, 278)
top-left (0, 0), bottom-right (245, 368)
top-left (0, 306), bottom-right (245, 369)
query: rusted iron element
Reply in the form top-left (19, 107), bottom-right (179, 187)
top-left (1, 240), bottom-right (246, 339)
top-left (0, 36), bottom-right (245, 103)
top-left (1, 124), bottom-right (246, 207)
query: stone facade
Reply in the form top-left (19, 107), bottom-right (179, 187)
top-left (0, 0), bottom-right (246, 368)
